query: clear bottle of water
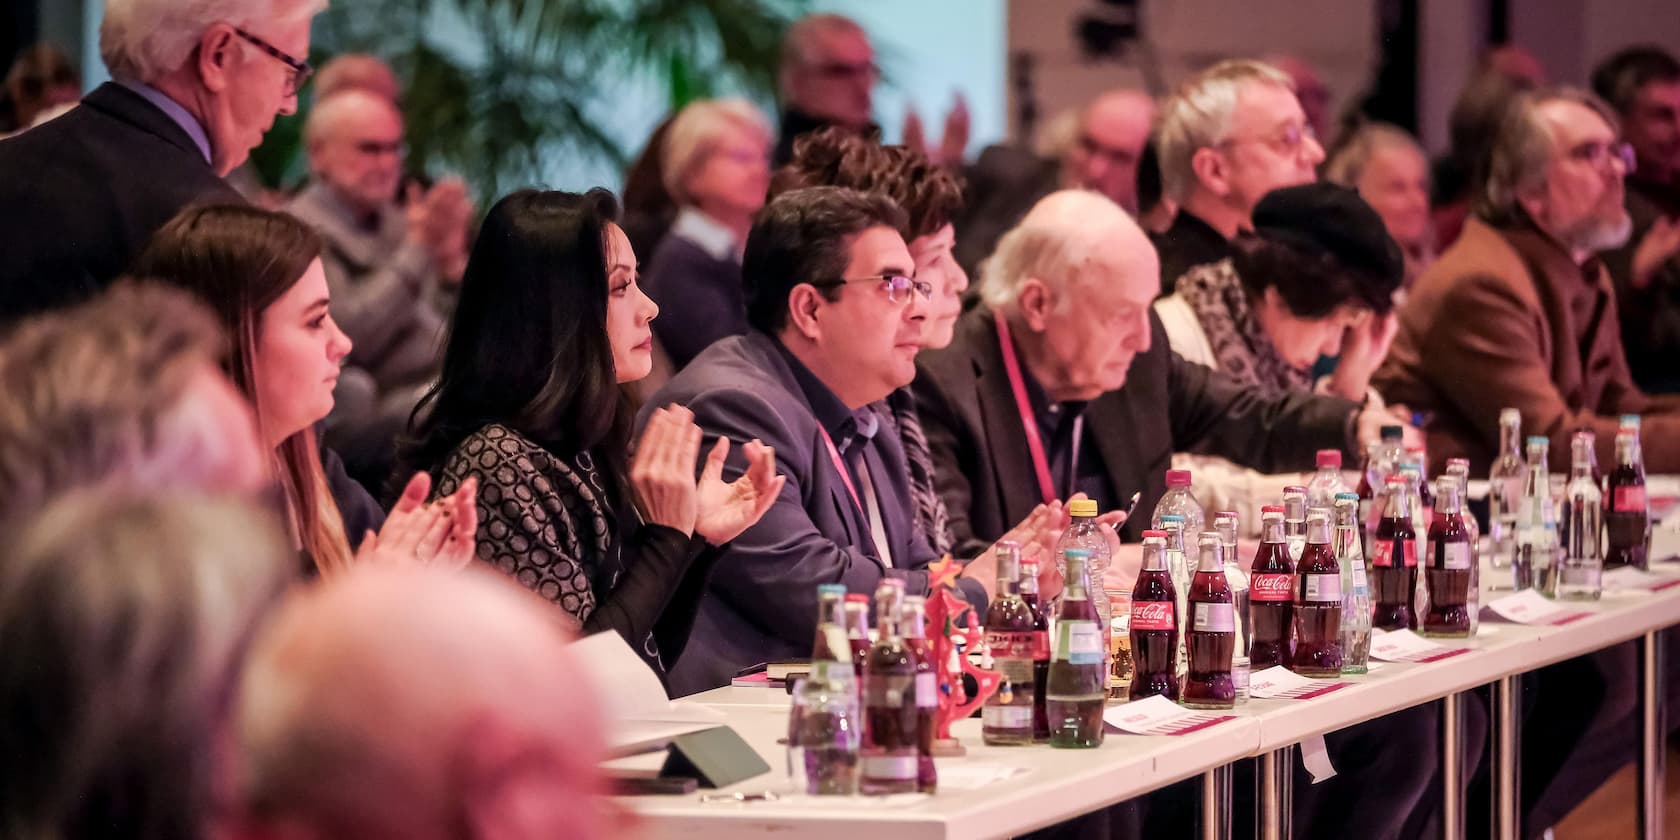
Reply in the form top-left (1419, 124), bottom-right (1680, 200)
top-left (1515, 436), bottom-right (1556, 595)
top-left (789, 586), bottom-right (861, 795)
top-left (1333, 494), bottom-right (1372, 673)
top-left (1159, 515), bottom-right (1190, 679)
top-left (1560, 431), bottom-right (1604, 601)
top-left (1307, 450), bottom-right (1352, 512)
top-left (1487, 408), bottom-right (1527, 575)
top-left (1152, 469), bottom-right (1206, 538)
top-left (1057, 499), bottom-right (1112, 647)
top-left (1283, 485), bottom-right (1308, 561)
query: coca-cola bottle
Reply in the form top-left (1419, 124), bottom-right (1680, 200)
top-left (1333, 494), bottom-right (1372, 674)
top-left (1249, 505), bottom-right (1295, 670)
top-left (1516, 436), bottom-right (1558, 596)
top-left (1183, 533), bottom-right (1236, 710)
top-left (1047, 549), bottom-right (1105, 748)
top-left (1605, 428), bottom-right (1650, 571)
top-left (1372, 476), bottom-right (1420, 630)
top-left (899, 594), bottom-right (937, 792)
top-left (1559, 432), bottom-right (1604, 602)
top-left (982, 542), bottom-right (1037, 746)
top-left (1152, 469), bottom-right (1206, 537)
top-left (1398, 462), bottom-right (1431, 613)
top-left (861, 580), bottom-right (918, 794)
top-left (1357, 442), bottom-right (1383, 553)
top-left (1129, 531), bottom-right (1179, 701)
top-left (1362, 425), bottom-right (1406, 542)
top-left (790, 584), bottom-right (860, 795)
top-left (1293, 511), bottom-right (1344, 677)
top-left (844, 593), bottom-right (871, 704)
top-left (1307, 449), bottom-right (1352, 512)
top-left (1487, 407), bottom-right (1527, 575)
top-left (1443, 458), bottom-right (1482, 634)
top-left (1019, 557), bottom-right (1052, 741)
top-left (1283, 485), bottom-right (1308, 561)
top-left (1423, 476), bottom-right (1474, 637)
top-left (1214, 510), bottom-right (1251, 702)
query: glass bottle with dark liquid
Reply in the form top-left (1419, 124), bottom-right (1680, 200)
top-left (1047, 549), bottom-right (1105, 748)
top-left (1129, 532), bottom-right (1179, 701)
top-left (1248, 506), bottom-right (1295, 670)
top-left (860, 581), bottom-right (918, 794)
top-left (899, 594), bottom-right (937, 793)
top-left (1019, 557), bottom-right (1052, 742)
top-left (982, 541), bottom-right (1036, 746)
top-left (1183, 532), bottom-right (1236, 709)
top-left (844, 593), bottom-right (872, 687)
top-left (1443, 458), bottom-right (1481, 635)
top-left (1423, 476), bottom-right (1473, 637)
top-left (1605, 428), bottom-right (1650, 571)
top-left (1292, 510), bottom-right (1344, 677)
top-left (1371, 476), bottom-right (1420, 630)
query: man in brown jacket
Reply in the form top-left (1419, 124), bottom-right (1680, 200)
top-left (1376, 87), bottom-right (1680, 475)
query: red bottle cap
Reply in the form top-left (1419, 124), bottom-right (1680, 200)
top-left (1386, 476), bottom-right (1408, 485)
top-left (1316, 450), bottom-right (1342, 469)
top-left (1165, 469), bottom-right (1192, 487)
top-left (1283, 485), bottom-right (1306, 495)
top-left (1215, 510), bottom-right (1239, 518)
top-left (1261, 504), bottom-right (1285, 514)
top-left (1142, 529), bottom-right (1168, 538)
top-left (844, 593), bottom-right (869, 603)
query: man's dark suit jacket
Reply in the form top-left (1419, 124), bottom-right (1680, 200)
top-left (912, 307), bottom-right (1358, 560)
top-left (640, 331), bottom-right (987, 696)
top-left (0, 82), bottom-right (243, 325)
top-left (952, 144), bottom-right (1060, 281)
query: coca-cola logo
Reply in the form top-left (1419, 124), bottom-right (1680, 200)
top-left (1252, 573), bottom-right (1294, 600)
top-left (1132, 601), bottom-right (1174, 630)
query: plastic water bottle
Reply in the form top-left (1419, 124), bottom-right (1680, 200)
top-left (1307, 449), bottom-right (1352, 512)
top-left (1056, 499), bottom-right (1112, 655)
top-left (1152, 469), bottom-right (1206, 538)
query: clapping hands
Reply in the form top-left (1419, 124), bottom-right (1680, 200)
top-left (353, 471), bottom-right (479, 570)
top-left (632, 406), bottom-right (786, 544)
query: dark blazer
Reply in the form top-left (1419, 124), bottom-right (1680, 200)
top-left (643, 233), bottom-right (747, 369)
top-left (952, 144), bottom-right (1060, 281)
top-left (0, 83), bottom-right (243, 325)
top-left (640, 331), bottom-right (987, 696)
top-left (913, 307), bottom-right (1358, 560)
top-left (1151, 210), bottom-right (1233, 297)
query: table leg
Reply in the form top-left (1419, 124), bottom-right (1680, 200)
top-left (1639, 630), bottom-right (1666, 840)
top-left (1490, 675), bottom-right (1521, 840)
top-left (1443, 692), bottom-right (1464, 840)
top-left (1258, 746), bottom-right (1294, 840)
top-left (1200, 764), bottom-right (1232, 840)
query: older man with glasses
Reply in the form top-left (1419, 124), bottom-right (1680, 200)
top-left (0, 0), bottom-right (326, 324)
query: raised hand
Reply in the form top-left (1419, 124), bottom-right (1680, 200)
top-left (1328, 310), bottom-right (1400, 402)
top-left (354, 472), bottom-right (479, 570)
top-left (694, 437), bottom-right (787, 545)
top-left (1632, 216), bottom-right (1680, 291)
top-left (630, 407), bottom-right (702, 536)
top-left (937, 92), bottom-right (971, 167)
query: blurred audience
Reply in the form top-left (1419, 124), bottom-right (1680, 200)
top-left (956, 88), bottom-right (1155, 278)
top-left (0, 491), bottom-right (291, 840)
top-left (313, 51), bottom-right (403, 103)
top-left (771, 126), bottom-right (968, 555)
top-left (399, 189), bottom-right (781, 676)
top-left (776, 14), bottom-right (878, 165)
top-left (1325, 122), bottom-right (1436, 287)
top-left (1430, 66), bottom-right (1538, 249)
top-left (229, 564), bottom-right (621, 840)
top-left (1593, 45), bottom-right (1680, 393)
top-left (643, 98), bottom-right (773, 372)
top-left (1154, 59), bottom-right (1325, 294)
top-left (132, 204), bottom-right (477, 575)
top-left (0, 42), bottom-right (80, 136)
top-left (0, 283), bottom-right (268, 523)
top-left (1376, 87), bottom-right (1680, 475)
top-left (1263, 53), bottom-right (1332, 144)
top-left (0, 0), bottom-right (325, 324)
top-left (620, 114), bottom-right (682, 264)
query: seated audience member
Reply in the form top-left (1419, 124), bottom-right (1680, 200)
top-left (0, 0), bottom-right (324, 324)
top-left (1592, 46), bottom-right (1680, 393)
top-left (0, 491), bottom-right (292, 840)
top-left (1325, 123), bottom-right (1436, 288)
top-left (1154, 59), bottom-right (1325, 294)
top-left (400, 189), bottom-right (783, 675)
top-left (1430, 67), bottom-right (1536, 250)
top-left (230, 565), bottom-right (620, 840)
top-left (0, 42), bottom-right (81, 136)
top-left (770, 127), bottom-right (969, 555)
top-left (955, 88), bottom-right (1155, 277)
top-left (1263, 53), bottom-right (1332, 144)
top-left (620, 114), bottom-right (682, 264)
top-left (643, 186), bottom-right (1070, 695)
top-left (643, 98), bottom-right (773, 370)
top-left (132, 204), bottom-right (477, 574)
top-left (774, 13), bottom-right (881, 166)
top-left (914, 189), bottom-right (1450, 839)
top-left (312, 51), bottom-right (403, 103)
top-left (0, 283), bottom-right (268, 522)
top-left (1375, 87), bottom-right (1680, 475)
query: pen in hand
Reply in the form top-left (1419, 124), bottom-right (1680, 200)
top-left (1114, 490), bottom-right (1142, 533)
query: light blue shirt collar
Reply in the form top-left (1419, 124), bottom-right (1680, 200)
top-left (118, 80), bottom-right (212, 165)
top-left (671, 207), bottom-right (742, 263)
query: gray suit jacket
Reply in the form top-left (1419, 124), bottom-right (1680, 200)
top-left (639, 331), bottom-right (987, 696)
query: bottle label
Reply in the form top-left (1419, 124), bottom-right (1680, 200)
top-left (865, 674), bottom-right (914, 709)
top-left (1302, 573), bottom-right (1341, 603)
top-left (1615, 485), bottom-right (1648, 513)
top-left (861, 753), bottom-right (917, 780)
top-left (1056, 620), bottom-right (1103, 664)
top-left (1130, 600), bottom-right (1176, 631)
top-left (1371, 540), bottom-right (1417, 568)
top-left (915, 671), bottom-right (937, 708)
top-left (1251, 573), bottom-right (1294, 601)
top-left (982, 706), bottom-right (1033, 728)
top-left (1350, 562), bottom-right (1369, 590)
top-left (1031, 629), bottom-right (1050, 661)
top-left (810, 660), bottom-right (854, 683)
top-left (1192, 602), bottom-right (1235, 633)
top-left (1440, 542), bottom-right (1472, 570)
top-left (986, 631), bottom-right (1038, 659)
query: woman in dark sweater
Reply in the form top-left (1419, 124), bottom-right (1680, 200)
top-left (400, 188), bottom-right (783, 674)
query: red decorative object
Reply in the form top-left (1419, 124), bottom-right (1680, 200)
top-left (925, 555), bottom-right (1002, 754)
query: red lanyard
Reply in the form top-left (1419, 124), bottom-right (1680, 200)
top-left (994, 314), bottom-right (1058, 506)
top-left (817, 425), bottom-right (864, 517)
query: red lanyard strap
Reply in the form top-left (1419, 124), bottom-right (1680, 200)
top-left (994, 314), bottom-right (1058, 506)
top-left (817, 425), bottom-right (864, 517)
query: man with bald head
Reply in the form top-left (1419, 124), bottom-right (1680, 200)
top-left (227, 564), bottom-right (617, 840)
top-left (955, 88), bottom-right (1155, 278)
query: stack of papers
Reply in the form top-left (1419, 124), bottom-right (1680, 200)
top-left (1369, 629), bottom-right (1473, 663)
top-left (1104, 695), bottom-right (1238, 735)
top-left (570, 632), bottom-right (726, 756)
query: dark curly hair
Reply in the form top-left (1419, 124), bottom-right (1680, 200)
top-left (1229, 234), bottom-right (1400, 318)
top-left (770, 126), bottom-right (964, 242)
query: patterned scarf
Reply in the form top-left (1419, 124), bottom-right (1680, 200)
top-left (886, 389), bottom-right (954, 558)
top-left (1175, 259), bottom-right (1312, 397)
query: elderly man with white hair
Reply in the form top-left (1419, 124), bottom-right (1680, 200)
top-left (0, 0), bottom-right (326, 324)
top-left (1153, 59), bottom-right (1325, 294)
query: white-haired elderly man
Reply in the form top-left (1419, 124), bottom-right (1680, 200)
top-left (1152, 59), bottom-right (1325, 295)
top-left (0, 0), bottom-right (325, 324)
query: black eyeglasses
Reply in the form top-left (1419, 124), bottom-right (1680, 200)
top-left (815, 273), bottom-right (932, 304)
top-left (233, 27), bottom-right (313, 97)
